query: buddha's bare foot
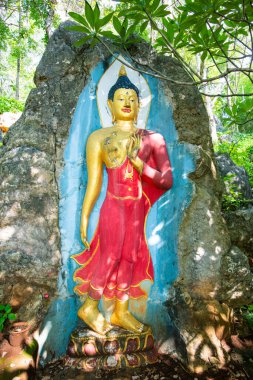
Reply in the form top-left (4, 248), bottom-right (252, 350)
top-left (78, 298), bottom-right (112, 335)
top-left (111, 309), bottom-right (145, 333)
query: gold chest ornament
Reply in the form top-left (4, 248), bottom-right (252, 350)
top-left (124, 160), bottom-right (134, 181)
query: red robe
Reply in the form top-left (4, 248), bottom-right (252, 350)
top-left (71, 130), bottom-right (172, 300)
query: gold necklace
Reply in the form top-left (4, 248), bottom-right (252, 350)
top-left (124, 159), bottom-right (134, 181)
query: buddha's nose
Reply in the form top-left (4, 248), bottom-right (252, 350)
top-left (124, 98), bottom-right (130, 107)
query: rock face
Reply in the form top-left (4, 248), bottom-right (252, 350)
top-left (215, 153), bottom-right (253, 200)
top-left (1, 21), bottom-right (253, 373)
top-left (223, 207), bottom-right (253, 261)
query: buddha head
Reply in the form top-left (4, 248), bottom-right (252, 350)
top-left (107, 65), bottom-right (140, 124)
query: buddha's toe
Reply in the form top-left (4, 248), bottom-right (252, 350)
top-left (104, 322), bottom-right (113, 334)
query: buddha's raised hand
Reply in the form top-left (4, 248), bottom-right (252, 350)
top-left (127, 131), bottom-right (141, 159)
top-left (127, 132), bottom-right (143, 174)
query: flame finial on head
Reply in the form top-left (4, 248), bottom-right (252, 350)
top-left (118, 65), bottom-right (127, 77)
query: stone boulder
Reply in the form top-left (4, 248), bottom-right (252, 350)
top-left (223, 207), bottom-right (253, 262)
top-left (215, 153), bottom-right (253, 200)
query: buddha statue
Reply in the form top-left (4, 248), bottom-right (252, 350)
top-left (71, 65), bottom-right (173, 335)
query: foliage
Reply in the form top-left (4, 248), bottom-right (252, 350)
top-left (241, 304), bottom-right (253, 331)
top-left (221, 173), bottom-right (244, 211)
top-left (215, 133), bottom-right (253, 187)
top-left (66, 0), bottom-right (253, 133)
top-left (214, 85), bottom-right (253, 133)
top-left (0, 96), bottom-right (24, 114)
top-left (68, 0), bottom-right (253, 94)
top-left (215, 132), bottom-right (253, 210)
top-left (0, 0), bottom-right (55, 100)
top-left (0, 304), bottom-right (16, 332)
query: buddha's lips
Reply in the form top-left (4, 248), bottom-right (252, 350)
top-left (122, 108), bottom-right (131, 113)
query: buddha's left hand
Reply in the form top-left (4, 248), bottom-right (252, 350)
top-left (127, 132), bottom-right (144, 174)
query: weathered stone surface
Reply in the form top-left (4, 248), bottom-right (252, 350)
top-left (178, 185), bottom-right (231, 297)
top-left (1, 20), bottom-right (253, 373)
top-left (215, 153), bottom-right (253, 200)
top-left (223, 207), bottom-right (253, 260)
top-left (167, 285), bottom-right (233, 372)
top-left (219, 246), bottom-right (253, 307)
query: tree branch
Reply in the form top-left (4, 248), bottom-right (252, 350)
top-left (245, 4), bottom-right (253, 68)
top-left (144, 8), bottom-right (202, 81)
top-left (237, 118), bottom-right (253, 126)
top-left (199, 91), bottom-right (253, 97)
top-left (207, 20), bottom-right (240, 71)
top-left (95, 36), bottom-right (195, 85)
top-left (214, 11), bottom-right (253, 25)
top-left (220, 24), bottom-right (251, 52)
top-left (207, 48), bottom-right (234, 94)
top-left (207, 20), bottom-right (253, 84)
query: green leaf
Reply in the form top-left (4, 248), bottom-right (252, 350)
top-left (125, 23), bottom-right (138, 38)
top-left (155, 36), bottom-right (166, 46)
top-left (0, 305), bottom-right (5, 311)
top-left (5, 304), bottom-right (11, 313)
top-left (90, 37), bottom-right (99, 48)
top-left (100, 30), bottom-right (118, 40)
top-left (224, 106), bottom-right (233, 116)
top-left (94, 3), bottom-right (100, 23)
top-left (113, 16), bottom-right (122, 35)
top-left (97, 12), bottom-right (114, 28)
top-left (8, 313), bottom-right (16, 321)
top-left (140, 20), bottom-right (149, 34)
top-left (120, 12), bottom-right (145, 22)
top-left (85, 1), bottom-right (95, 28)
top-left (153, 5), bottom-right (170, 18)
top-left (122, 6), bottom-right (142, 13)
top-left (124, 37), bottom-right (142, 45)
top-left (174, 32), bottom-right (185, 47)
top-left (120, 26), bottom-right (127, 39)
top-left (165, 25), bottom-right (175, 43)
top-left (65, 25), bottom-right (90, 34)
top-left (180, 10), bottom-right (188, 23)
top-left (150, 0), bottom-right (160, 12)
top-left (68, 12), bottom-right (89, 28)
top-left (122, 17), bottom-right (128, 31)
top-left (73, 35), bottom-right (92, 47)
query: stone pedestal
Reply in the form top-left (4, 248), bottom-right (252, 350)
top-left (65, 326), bottom-right (157, 371)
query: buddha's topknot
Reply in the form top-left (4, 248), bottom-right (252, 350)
top-left (108, 65), bottom-right (139, 101)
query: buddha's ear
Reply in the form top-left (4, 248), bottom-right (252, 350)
top-left (107, 99), bottom-right (113, 114)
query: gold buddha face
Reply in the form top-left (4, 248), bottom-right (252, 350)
top-left (108, 88), bottom-right (139, 123)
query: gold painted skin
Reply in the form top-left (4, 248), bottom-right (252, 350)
top-left (78, 87), bottom-right (147, 335)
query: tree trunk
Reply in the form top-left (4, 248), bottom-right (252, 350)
top-left (205, 95), bottom-right (218, 143)
top-left (45, 1), bottom-right (57, 38)
top-left (15, 0), bottom-right (22, 100)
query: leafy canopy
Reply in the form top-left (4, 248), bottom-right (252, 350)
top-left (68, 0), bottom-right (253, 97)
